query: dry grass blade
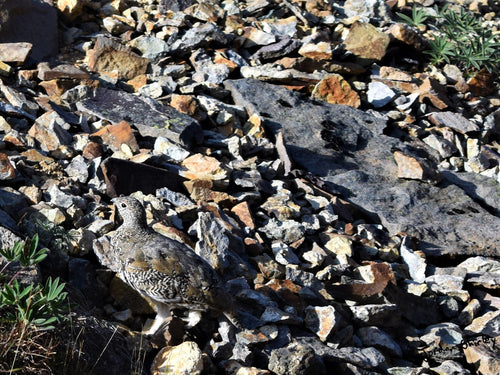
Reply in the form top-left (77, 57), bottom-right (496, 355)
top-left (0, 322), bottom-right (58, 374)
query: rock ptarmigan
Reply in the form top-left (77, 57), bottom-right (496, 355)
top-left (94, 196), bottom-right (244, 334)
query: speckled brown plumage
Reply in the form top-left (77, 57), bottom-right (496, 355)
top-left (104, 196), bottom-right (238, 333)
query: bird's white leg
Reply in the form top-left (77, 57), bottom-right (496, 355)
top-left (183, 310), bottom-right (202, 328)
top-left (144, 304), bottom-right (171, 335)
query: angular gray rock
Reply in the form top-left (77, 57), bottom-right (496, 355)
top-left (224, 78), bottom-right (500, 257)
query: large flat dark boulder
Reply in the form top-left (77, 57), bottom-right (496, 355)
top-left (0, 0), bottom-right (58, 64)
top-left (101, 157), bottom-right (186, 198)
top-left (225, 79), bottom-right (500, 257)
top-left (77, 88), bottom-right (203, 149)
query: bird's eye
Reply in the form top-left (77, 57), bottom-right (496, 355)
top-left (121, 203), bottom-right (127, 208)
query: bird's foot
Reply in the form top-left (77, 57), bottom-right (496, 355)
top-left (143, 306), bottom-right (172, 335)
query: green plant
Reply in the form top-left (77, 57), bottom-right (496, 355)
top-left (1, 277), bottom-right (68, 329)
top-left (423, 5), bottom-right (500, 76)
top-left (425, 34), bottom-right (455, 65)
top-left (0, 234), bottom-right (68, 329)
top-left (34, 218), bottom-right (77, 254)
top-left (397, 4), bottom-right (430, 28)
top-left (0, 235), bottom-right (69, 373)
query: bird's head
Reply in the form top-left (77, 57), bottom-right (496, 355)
top-left (112, 196), bottom-right (148, 228)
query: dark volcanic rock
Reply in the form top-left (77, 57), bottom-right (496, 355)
top-left (159, 0), bottom-right (196, 13)
top-left (268, 342), bottom-right (327, 375)
top-left (441, 170), bottom-right (500, 216)
top-left (225, 78), bottom-right (500, 257)
top-left (0, 0), bottom-right (58, 63)
top-left (57, 315), bottom-right (140, 374)
top-left (101, 157), bottom-right (186, 197)
top-left (77, 88), bottom-right (203, 149)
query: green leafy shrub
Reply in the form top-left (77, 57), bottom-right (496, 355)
top-left (398, 4), bottom-right (500, 77)
top-left (396, 4), bottom-right (430, 28)
top-left (0, 234), bottom-right (69, 373)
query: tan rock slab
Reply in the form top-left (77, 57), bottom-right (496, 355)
top-left (87, 36), bottom-right (149, 80)
top-left (0, 61), bottom-right (12, 76)
top-left (388, 23), bottom-right (424, 50)
top-left (181, 154), bottom-right (228, 180)
top-left (231, 201), bottom-right (256, 229)
top-left (0, 42), bottom-right (32, 64)
top-left (344, 22), bottom-right (390, 63)
top-left (463, 336), bottom-right (500, 375)
top-left (394, 150), bottom-right (441, 183)
top-left (190, 186), bottom-right (235, 206)
top-left (319, 233), bottom-right (353, 257)
top-left (151, 341), bottom-right (203, 375)
top-left (57, 0), bottom-right (85, 22)
top-left (38, 62), bottom-right (90, 81)
top-left (379, 66), bottom-right (413, 82)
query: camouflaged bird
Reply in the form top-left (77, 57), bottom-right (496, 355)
top-left (100, 196), bottom-right (242, 334)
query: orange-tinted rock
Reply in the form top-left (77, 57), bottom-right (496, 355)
top-left (468, 69), bottom-right (497, 97)
top-left (39, 79), bottom-right (78, 101)
top-left (181, 154), bottom-right (228, 181)
top-left (170, 94), bottom-right (199, 117)
top-left (125, 74), bottom-right (148, 92)
top-left (258, 279), bottom-right (306, 312)
top-left (57, 0), bottom-right (85, 22)
top-left (0, 152), bottom-right (16, 180)
top-left (311, 74), bottom-right (361, 108)
top-left (231, 201), bottom-right (256, 229)
top-left (304, 305), bottom-right (341, 341)
top-left (328, 262), bottom-right (396, 299)
top-left (416, 76), bottom-right (451, 110)
top-left (91, 120), bottom-right (139, 153)
top-left (189, 186), bottom-right (235, 206)
top-left (214, 50), bottom-right (239, 71)
top-left (82, 141), bottom-right (104, 160)
top-left (298, 42), bottom-right (332, 61)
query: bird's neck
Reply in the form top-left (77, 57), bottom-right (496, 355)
top-left (121, 216), bottom-right (148, 230)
